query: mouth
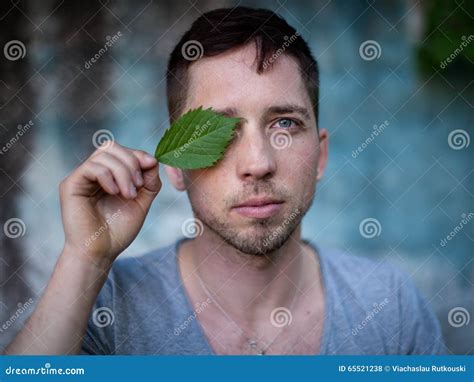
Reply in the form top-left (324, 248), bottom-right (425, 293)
top-left (232, 197), bottom-right (284, 219)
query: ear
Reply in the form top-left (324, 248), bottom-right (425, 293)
top-left (316, 128), bottom-right (329, 182)
top-left (164, 165), bottom-right (186, 191)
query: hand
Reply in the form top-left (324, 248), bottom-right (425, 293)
top-left (59, 141), bottom-right (161, 266)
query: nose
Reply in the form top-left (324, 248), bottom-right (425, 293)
top-left (235, 125), bottom-right (277, 181)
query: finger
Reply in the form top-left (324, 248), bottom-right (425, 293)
top-left (135, 163), bottom-right (161, 212)
top-left (98, 143), bottom-right (144, 187)
top-left (130, 150), bottom-right (157, 170)
top-left (142, 163), bottom-right (161, 194)
top-left (81, 162), bottom-right (120, 195)
top-left (90, 152), bottom-right (137, 199)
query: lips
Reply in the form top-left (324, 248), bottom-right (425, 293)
top-left (232, 197), bottom-right (284, 219)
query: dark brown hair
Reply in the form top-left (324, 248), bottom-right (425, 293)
top-left (166, 6), bottom-right (319, 125)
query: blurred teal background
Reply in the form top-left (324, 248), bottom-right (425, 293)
top-left (0, 0), bottom-right (472, 353)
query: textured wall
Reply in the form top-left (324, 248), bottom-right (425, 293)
top-left (0, 0), bottom-right (472, 354)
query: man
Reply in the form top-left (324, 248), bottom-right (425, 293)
top-left (5, 6), bottom-right (445, 355)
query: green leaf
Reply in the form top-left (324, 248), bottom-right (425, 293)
top-left (154, 106), bottom-right (241, 169)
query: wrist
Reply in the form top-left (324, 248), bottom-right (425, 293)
top-left (61, 242), bottom-right (115, 274)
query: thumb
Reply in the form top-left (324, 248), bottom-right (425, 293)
top-left (135, 163), bottom-right (161, 212)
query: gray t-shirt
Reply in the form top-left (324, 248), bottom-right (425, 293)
top-left (81, 237), bottom-right (446, 355)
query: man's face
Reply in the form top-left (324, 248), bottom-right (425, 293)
top-left (172, 43), bottom-right (327, 255)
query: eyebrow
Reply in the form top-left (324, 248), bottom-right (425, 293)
top-left (264, 104), bottom-right (311, 121)
top-left (213, 107), bottom-right (240, 118)
top-left (214, 104), bottom-right (311, 122)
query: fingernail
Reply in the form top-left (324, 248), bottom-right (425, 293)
top-left (135, 170), bottom-right (144, 186)
top-left (130, 184), bottom-right (137, 198)
top-left (145, 155), bottom-right (157, 165)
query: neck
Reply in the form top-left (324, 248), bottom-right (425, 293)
top-left (178, 224), bottom-right (317, 323)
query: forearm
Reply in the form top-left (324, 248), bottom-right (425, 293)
top-left (4, 247), bottom-right (111, 355)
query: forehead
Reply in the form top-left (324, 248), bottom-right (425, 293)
top-left (185, 43), bottom-right (311, 113)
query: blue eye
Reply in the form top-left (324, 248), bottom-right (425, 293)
top-left (275, 118), bottom-right (297, 129)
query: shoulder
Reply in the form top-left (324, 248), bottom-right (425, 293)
top-left (82, 240), bottom-right (182, 354)
top-left (100, 239), bottom-right (183, 308)
top-left (316, 246), bottom-right (445, 354)
top-left (318, 248), bottom-right (403, 300)
top-left (110, 241), bottom-right (178, 286)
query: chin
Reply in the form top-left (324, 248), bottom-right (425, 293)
top-left (192, 201), bottom-right (306, 256)
top-left (217, 225), bottom-right (294, 256)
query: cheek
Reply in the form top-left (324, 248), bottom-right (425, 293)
top-left (281, 139), bottom-right (319, 179)
top-left (185, 169), bottom-right (228, 210)
top-left (276, 140), bottom-right (319, 200)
